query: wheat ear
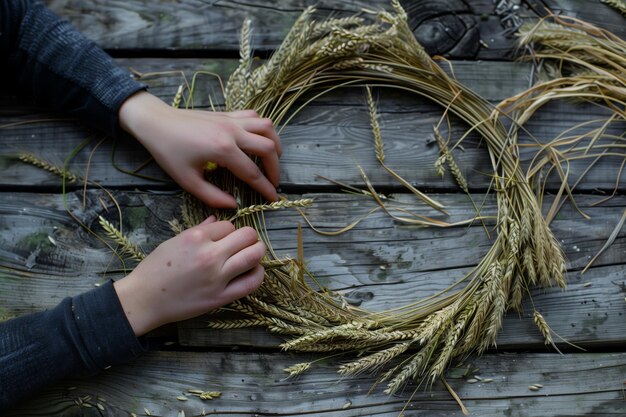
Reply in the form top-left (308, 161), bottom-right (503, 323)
top-left (98, 216), bottom-right (145, 261)
top-left (284, 362), bottom-right (312, 378)
top-left (366, 85), bottom-right (385, 163)
top-left (602, 0), bottom-right (626, 14)
top-left (228, 199), bottom-right (314, 221)
top-left (19, 153), bottom-right (80, 183)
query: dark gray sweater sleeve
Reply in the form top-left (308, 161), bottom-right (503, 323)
top-left (0, 281), bottom-right (146, 410)
top-left (0, 0), bottom-right (147, 137)
top-left (0, 0), bottom-right (148, 410)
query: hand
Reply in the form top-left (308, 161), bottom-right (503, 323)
top-left (118, 91), bottom-right (282, 208)
top-left (113, 216), bottom-right (266, 336)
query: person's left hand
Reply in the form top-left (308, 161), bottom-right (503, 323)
top-left (113, 215), bottom-right (266, 336)
top-left (118, 91), bottom-right (282, 208)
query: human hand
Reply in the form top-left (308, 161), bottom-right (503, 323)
top-left (113, 216), bottom-right (266, 336)
top-left (118, 91), bottom-right (282, 208)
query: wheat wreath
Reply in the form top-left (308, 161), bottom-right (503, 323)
top-left (175, 1), bottom-right (566, 396)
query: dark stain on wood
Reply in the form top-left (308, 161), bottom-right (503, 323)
top-left (403, 0), bottom-right (480, 58)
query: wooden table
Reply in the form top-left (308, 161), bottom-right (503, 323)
top-left (2, 1), bottom-right (625, 415)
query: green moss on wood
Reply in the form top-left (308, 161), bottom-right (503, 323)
top-left (17, 231), bottom-right (54, 252)
top-left (122, 207), bottom-right (148, 231)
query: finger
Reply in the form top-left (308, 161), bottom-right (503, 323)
top-left (221, 240), bottom-right (266, 278)
top-left (192, 109), bottom-right (282, 157)
top-left (184, 175), bottom-right (238, 209)
top-left (216, 226), bottom-right (259, 256)
top-left (199, 214), bottom-right (217, 226)
top-left (222, 149), bottom-right (279, 202)
top-left (204, 220), bottom-right (236, 242)
top-left (222, 264), bottom-right (265, 301)
top-left (237, 133), bottom-right (280, 186)
top-left (237, 117), bottom-right (282, 157)
top-left (227, 109), bottom-right (260, 119)
top-left (181, 219), bottom-right (233, 248)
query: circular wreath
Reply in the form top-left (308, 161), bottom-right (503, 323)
top-left (185, 2), bottom-right (566, 395)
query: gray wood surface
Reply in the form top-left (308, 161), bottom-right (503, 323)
top-left (6, 350), bottom-right (626, 416)
top-left (1, 191), bottom-right (624, 350)
top-left (47, 0), bottom-right (386, 51)
top-left (3, 1), bottom-right (626, 416)
top-left (43, 0), bottom-right (518, 60)
top-left (45, 0), bottom-right (626, 59)
top-left (2, 58), bottom-right (625, 192)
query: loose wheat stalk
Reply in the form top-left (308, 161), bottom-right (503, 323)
top-left (98, 216), bottom-right (145, 261)
top-left (19, 153), bottom-right (80, 183)
top-left (433, 126), bottom-right (469, 193)
top-left (366, 86), bottom-right (385, 163)
top-left (171, 85), bottom-right (184, 108)
top-left (228, 199), bottom-right (314, 221)
top-left (284, 362), bottom-right (312, 377)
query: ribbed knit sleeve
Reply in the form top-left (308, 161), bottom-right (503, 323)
top-left (0, 281), bottom-right (146, 411)
top-left (0, 0), bottom-right (147, 137)
top-left (0, 0), bottom-right (150, 410)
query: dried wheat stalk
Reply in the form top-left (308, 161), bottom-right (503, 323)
top-left (19, 153), bottom-right (80, 183)
top-left (98, 216), bottom-right (145, 261)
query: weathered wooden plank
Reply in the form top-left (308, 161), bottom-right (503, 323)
top-left (3, 101), bottom-right (623, 192)
top-left (3, 190), bottom-right (626, 290)
top-left (45, 0), bottom-right (526, 60)
top-left (46, 0), bottom-right (388, 52)
top-left (2, 58), bottom-right (625, 192)
top-left (545, 0), bottom-right (626, 38)
top-left (6, 350), bottom-right (626, 416)
top-left (46, 0), bottom-right (626, 60)
top-left (178, 262), bottom-right (626, 349)
top-left (1, 58), bottom-right (532, 189)
top-left (1, 191), bottom-right (625, 349)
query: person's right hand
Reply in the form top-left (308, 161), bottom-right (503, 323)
top-left (118, 91), bottom-right (282, 208)
top-left (113, 215), bottom-right (266, 336)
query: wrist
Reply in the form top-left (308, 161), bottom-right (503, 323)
top-left (113, 275), bottom-right (161, 337)
top-left (118, 91), bottom-right (168, 146)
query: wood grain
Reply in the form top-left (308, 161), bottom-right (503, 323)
top-left (1, 191), bottom-right (624, 349)
top-left (2, 58), bottom-right (625, 192)
top-left (3, 3), bottom-right (626, 415)
top-left (45, 0), bottom-right (626, 59)
top-left (6, 350), bottom-right (626, 416)
top-left (46, 0), bottom-right (388, 51)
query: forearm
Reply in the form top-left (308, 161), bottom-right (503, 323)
top-left (0, 0), bottom-right (146, 137)
top-left (0, 281), bottom-right (145, 410)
